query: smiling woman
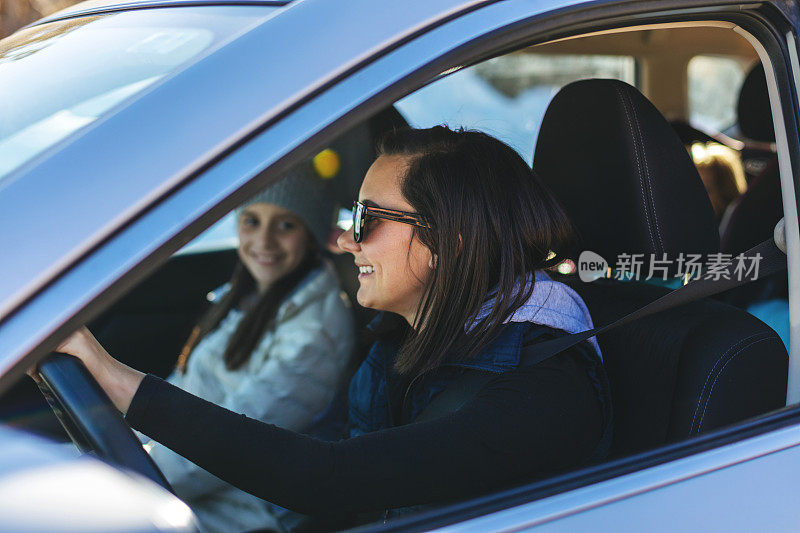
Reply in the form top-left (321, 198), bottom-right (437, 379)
top-left (237, 203), bottom-right (313, 293)
top-left (338, 154), bottom-right (435, 326)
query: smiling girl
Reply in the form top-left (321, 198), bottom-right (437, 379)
top-left (54, 126), bottom-right (611, 527)
top-left (142, 164), bottom-right (355, 533)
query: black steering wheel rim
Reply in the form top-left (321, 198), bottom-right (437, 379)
top-left (37, 352), bottom-right (173, 492)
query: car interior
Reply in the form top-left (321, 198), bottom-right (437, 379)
top-left (1, 18), bottom-right (794, 528)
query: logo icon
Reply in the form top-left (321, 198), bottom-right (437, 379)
top-left (578, 250), bottom-right (608, 282)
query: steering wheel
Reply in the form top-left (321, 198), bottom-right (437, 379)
top-left (36, 352), bottom-right (173, 492)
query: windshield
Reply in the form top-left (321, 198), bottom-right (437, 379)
top-left (0, 6), bottom-right (278, 183)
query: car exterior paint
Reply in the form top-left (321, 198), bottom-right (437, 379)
top-left (0, 426), bottom-right (197, 532)
top-left (1, 1), bottom-right (800, 531)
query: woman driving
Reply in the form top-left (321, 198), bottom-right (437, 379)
top-left (54, 126), bottom-right (611, 528)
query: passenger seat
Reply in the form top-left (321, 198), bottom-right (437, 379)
top-left (533, 79), bottom-right (788, 457)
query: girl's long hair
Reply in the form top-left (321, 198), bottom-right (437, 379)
top-left (177, 249), bottom-right (319, 372)
top-left (377, 126), bottom-right (576, 376)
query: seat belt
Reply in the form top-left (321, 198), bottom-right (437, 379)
top-left (415, 226), bottom-right (788, 423)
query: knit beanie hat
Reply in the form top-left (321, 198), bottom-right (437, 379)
top-left (236, 160), bottom-right (335, 246)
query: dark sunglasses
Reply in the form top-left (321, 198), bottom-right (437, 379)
top-left (352, 200), bottom-right (432, 243)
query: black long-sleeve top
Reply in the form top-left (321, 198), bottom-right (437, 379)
top-left (126, 341), bottom-right (608, 519)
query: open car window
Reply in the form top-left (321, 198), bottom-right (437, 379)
top-left (395, 53), bottom-right (638, 164)
top-left (688, 54), bottom-right (749, 132)
top-left (1, 2), bottom-right (798, 531)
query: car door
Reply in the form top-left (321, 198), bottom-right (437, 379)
top-left (1, 0), bottom-right (800, 531)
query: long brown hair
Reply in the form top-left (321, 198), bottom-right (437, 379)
top-left (376, 126), bottom-right (575, 376)
top-left (177, 250), bottom-right (320, 372)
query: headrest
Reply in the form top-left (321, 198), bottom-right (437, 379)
top-left (534, 79), bottom-right (719, 270)
top-left (328, 106), bottom-right (409, 207)
top-left (737, 64), bottom-right (775, 143)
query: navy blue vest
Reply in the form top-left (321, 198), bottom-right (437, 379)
top-left (348, 316), bottom-right (606, 437)
top-left (346, 314), bottom-right (612, 521)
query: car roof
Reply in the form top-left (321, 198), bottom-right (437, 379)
top-left (32, 0), bottom-right (291, 26)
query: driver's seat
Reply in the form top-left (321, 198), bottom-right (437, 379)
top-left (533, 79), bottom-right (788, 457)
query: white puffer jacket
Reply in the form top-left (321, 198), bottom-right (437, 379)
top-left (144, 260), bottom-right (355, 533)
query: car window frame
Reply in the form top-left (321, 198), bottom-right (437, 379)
top-left (2, 0), bottom-right (800, 530)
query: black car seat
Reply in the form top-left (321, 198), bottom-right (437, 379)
top-left (533, 79), bottom-right (788, 457)
top-left (719, 64), bottom-right (786, 307)
top-left (722, 64), bottom-right (782, 254)
top-left (735, 63), bottom-right (778, 183)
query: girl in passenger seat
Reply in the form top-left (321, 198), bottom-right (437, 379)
top-left (53, 126), bottom-right (612, 529)
top-left (145, 162), bottom-right (355, 533)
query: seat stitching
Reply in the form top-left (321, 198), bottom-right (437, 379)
top-left (613, 85), bottom-right (656, 251)
top-left (689, 332), bottom-right (765, 433)
top-left (689, 332), bottom-right (766, 432)
top-left (623, 87), bottom-right (665, 253)
top-left (695, 336), bottom-right (780, 433)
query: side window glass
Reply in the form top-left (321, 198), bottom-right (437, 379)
top-left (688, 55), bottom-right (748, 132)
top-left (395, 54), bottom-right (637, 163)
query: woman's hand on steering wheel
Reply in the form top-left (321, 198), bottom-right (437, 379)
top-left (29, 332), bottom-right (173, 491)
top-left (51, 327), bottom-right (145, 414)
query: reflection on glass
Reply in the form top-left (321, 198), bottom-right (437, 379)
top-left (396, 54), bottom-right (636, 164)
top-left (688, 55), bottom-right (747, 132)
top-left (0, 6), bottom-right (277, 183)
